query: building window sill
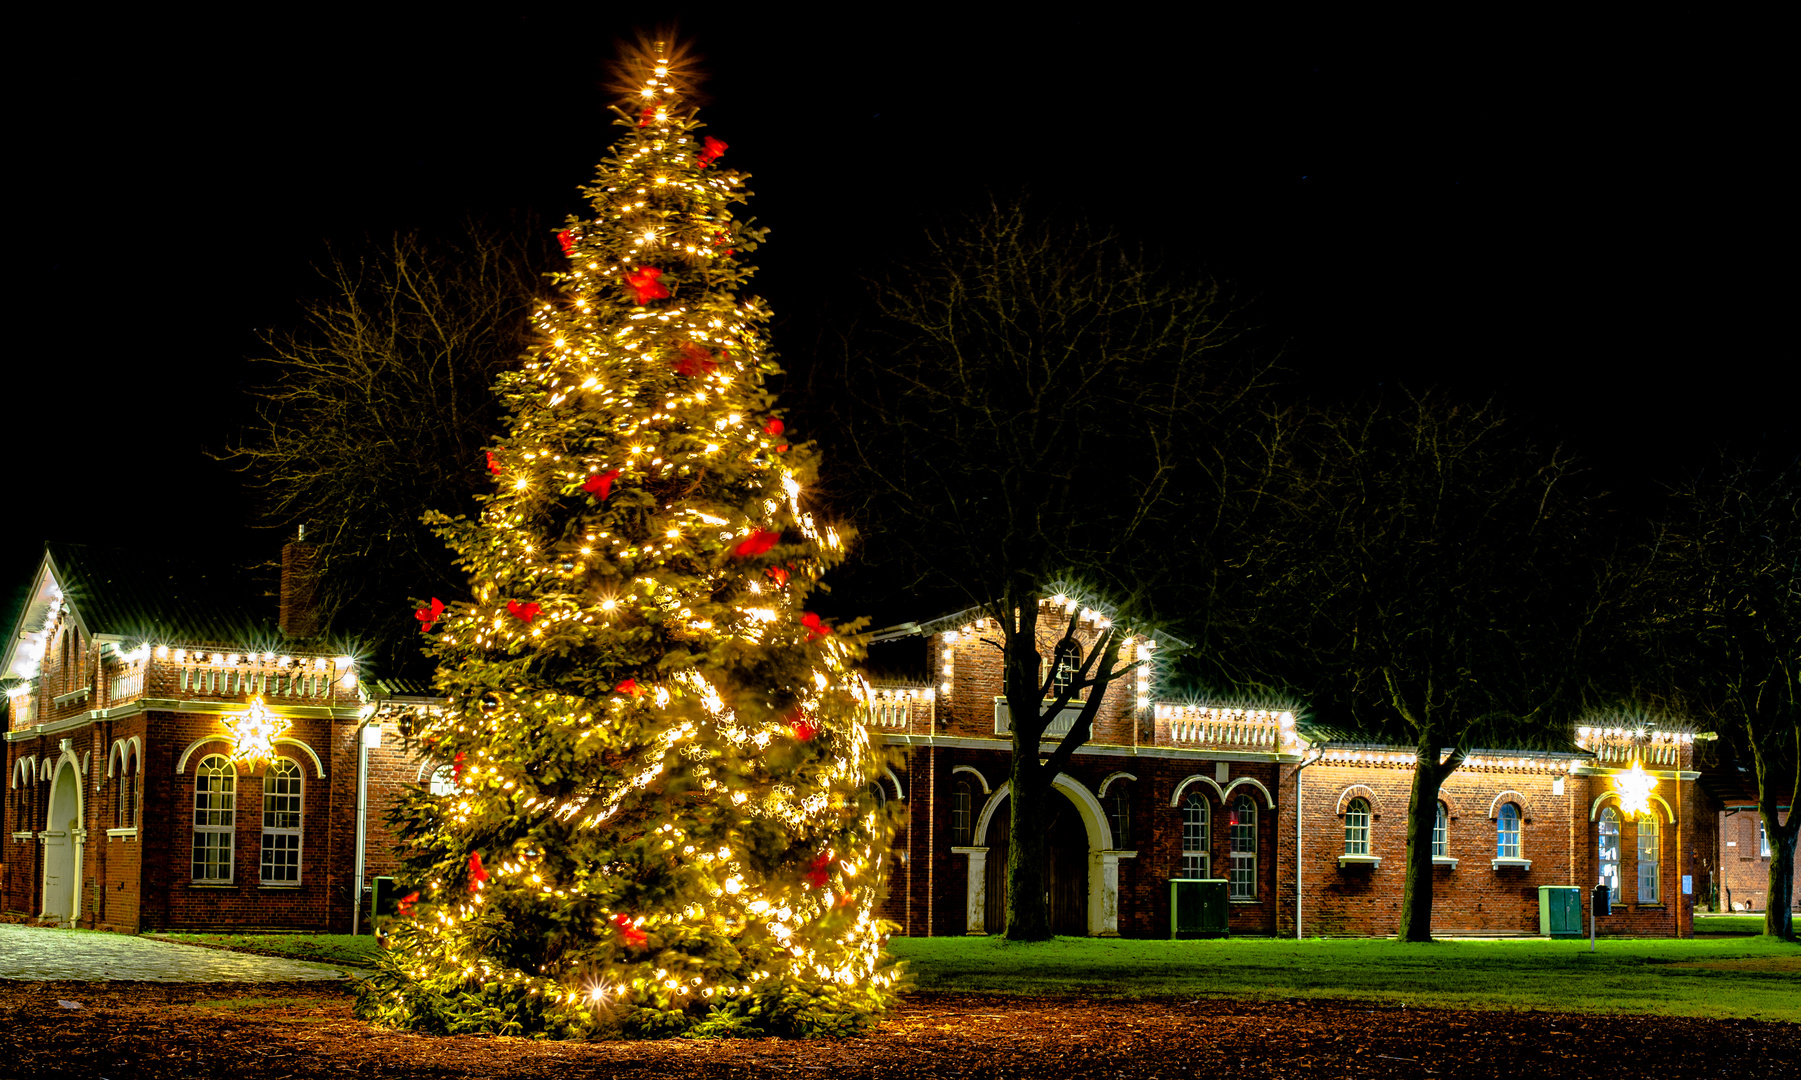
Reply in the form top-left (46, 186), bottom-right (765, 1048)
top-left (1338, 854), bottom-right (1381, 869)
top-left (1229, 898), bottom-right (1260, 904)
top-left (258, 883), bottom-right (303, 890)
top-left (1432, 857), bottom-right (1459, 869)
top-left (10, 831), bottom-right (34, 842)
top-left (105, 827), bottom-right (138, 842)
top-left (189, 882), bottom-right (237, 889)
top-left (1491, 857), bottom-right (1533, 871)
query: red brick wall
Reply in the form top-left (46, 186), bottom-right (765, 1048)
top-left (1718, 809), bottom-right (1799, 914)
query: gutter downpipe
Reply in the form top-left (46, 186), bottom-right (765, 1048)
top-left (349, 704), bottom-right (378, 936)
top-left (1294, 747), bottom-right (1325, 940)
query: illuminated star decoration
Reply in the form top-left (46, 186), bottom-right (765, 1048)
top-left (415, 597), bottom-right (445, 631)
top-left (224, 696), bottom-right (287, 763)
top-left (1616, 759), bottom-right (1658, 818)
top-left (623, 266), bottom-right (669, 304)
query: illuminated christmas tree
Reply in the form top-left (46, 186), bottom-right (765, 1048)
top-left (354, 41), bottom-right (900, 1039)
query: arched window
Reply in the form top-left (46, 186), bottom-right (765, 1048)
top-left (1181, 794), bottom-right (1209, 877)
top-left (951, 780), bottom-right (973, 846)
top-left (1598, 807), bottom-right (1621, 902)
top-left (866, 781), bottom-right (889, 808)
top-left (428, 764), bottom-right (458, 797)
top-left (1496, 803), bottom-right (1522, 859)
top-left (260, 758), bottom-right (304, 884)
top-left (193, 754), bottom-right (236, 883)
top-left (1048, 641), bottom-right (1081, 698)
top-left (1344, 797), bottom-right (1370, 856)
top-left (116, 758), bottom-right (137, 830)
top-left (1759, 820), bottom-right (1770, 858)
top-left (1637, 815), bottom-right (1660, 903)
top-left (1432, 801), bottom-right (1449, 858)
top-left (1108, 784), bottom-right (1131, 848)
top-left (1229, 794), bottom-right (1256, 899)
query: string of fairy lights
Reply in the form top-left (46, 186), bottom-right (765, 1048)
top-left (373, 41), bottom-right (898, 1029)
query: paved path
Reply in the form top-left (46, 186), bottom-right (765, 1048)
top-left (0, 924), bottom-right (363, 982)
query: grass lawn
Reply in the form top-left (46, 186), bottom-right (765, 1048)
top-left (1692, 913), bottom-right (1771, 934)
top-left (153, 932), bottom-right (380, 969)
top-left (887, 935), bottom-right (1801, 1022)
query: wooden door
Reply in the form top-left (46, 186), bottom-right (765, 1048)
top-left (981, 793), bottom-right (1090, 936)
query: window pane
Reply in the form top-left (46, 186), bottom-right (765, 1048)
top-left (1344, 798), bottom-right (1369, 855)
top-left (1182, 795), bottom-right (1208, 876)
top-left (1229, 796), bottom-right (1256, 899)
top-left (1638, 817), bottom-right (1660, 902)
top-left (951, 784), bottom-right (972, 846)
top-left (1497, 804), bottom-right (1521, 859)
top-left (1433, 802), bottom-right (1448, 858)
top-left (1598, 808), bottom-right (1621, 902)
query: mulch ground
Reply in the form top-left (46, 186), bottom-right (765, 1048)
top-left (0, 982), bottom-right (1794, 1079)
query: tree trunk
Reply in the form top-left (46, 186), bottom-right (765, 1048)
top-left (1397, 746), bottom-right (1451, 943)
top-left (1762, 805), bottom-right (1796, 941)
top-left (1005, 757), bottom-right (1054, 940)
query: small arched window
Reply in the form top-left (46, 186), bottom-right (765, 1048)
top-left (1637, 815), bottom-right (1660, 903)
top-left (428, 764), bottom-right (458, 797)
top-left (260, 758), bottom-right (304, 884)
top-left (1432, 801), bottom-right (1449, 858)
top-left (1598, 807), bottom-right (1621, 902)
top-left (1496, 803), bottom-right (1522, 859)
top-left (1181, 794), bottom-right (1209, 877)
top-left (1108, 784), bottom-right (1131, 849)
top-left (192, 754), bottom-right (236, 883)
top-left (116, 755), bottom-right (138, 830)
top-left (951, 780), bottom-right (973, 846)
top-left (1344, 797), bottom-right (1370, 856)
top-left (867, 781), bottom-right (889, 808)
top-left (1229, 795), bottom-right (1256, 899)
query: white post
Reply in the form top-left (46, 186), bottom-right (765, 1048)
top-left (959, 847), bottom-right (988, 933)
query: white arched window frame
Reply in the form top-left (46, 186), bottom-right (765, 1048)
top-left (1637, 814), bottom-right (1660, 903)
top-left (1496, 803), bottom-right (1522, 859)
top-left (193, 754), bottom-right (236, 883)
top-left (1181, 794), bottom-right (1209, 877)
top-left (427, 763), bottom-right (459, 797)
top-left (1598, 806), bottom-right (1622, 902)
top-left (1229, 794), bottom-right (1256, 899)
top-left (260, 758), bottom-right (304, 884)
top-left (1344, 798), bottom-right (1371, 856)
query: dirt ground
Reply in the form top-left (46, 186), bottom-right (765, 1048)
top-left (0, 981), bottom-right (1794, 1079)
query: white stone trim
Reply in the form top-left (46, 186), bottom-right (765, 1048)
top-left (175, 736), bottom-right (235, 775)
top-left (967, 774), bottom-right (1119, 936)
top-left (952, 764), bottom-right (990, 794)
top-left (1170, 774), bottom-right (1225, 808)
top-left (1223, 776), bottom-right (1276, 810)
top-left (12, 756), bottom-right (36, 789)
top-left (1097, 771), bottom-right (1137, 797)
top-left (272, 737), bottom-right (326, 779)
top-left (879, 766), bottom-right (906, 802)
top-left (1486, 789), bottom-right (1532, 820)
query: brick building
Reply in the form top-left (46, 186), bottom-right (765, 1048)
top-left (867, 600), bottom-right (1714, 939)
top-left (1716, 808), bottom-right (1798, 914)
top-left (4, 553), bottom-right (1727, 938)
top-left (2, 542), bottom-right (434, 933)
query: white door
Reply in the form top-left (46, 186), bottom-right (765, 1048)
top-left (41, 762), bottom-right (79, 921)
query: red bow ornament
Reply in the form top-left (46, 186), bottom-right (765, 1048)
top-left (639, 106), bottom-right (656, 127)
top-left (766, 565), bottom-right (790, 587)
top-left (732, 528), bottom-right (780, 558)
top-left (613, 913), bottom-right (648, 948)
top-left (583, 469), bottom-right (621, 500)
top-left (614, 678), bottom-right (640, 697)
top-left (415, 597), bottom-right (445, 631)
top-left (623, 266), bottom-right (669, 305)
top-left (507, 600), bottom-right (541, 624)
top-left (486, 451), bottom-right (503, 475)
top-left (451, 751), bottom-right (467, 777)
top-left (672, 341), bottom-right (718, 377)
top-left (805, 852), bottom-right (832, 888)
top-left (696, 136), bottom-right (728, 167)
top-left (800, 612), bottom-right (832, 641)
top-left (557, 228), bottom-right (574, 256)
top-left (396, 890), bottom-right (420, 917)
top-left (469, 851), bottom-right (490, 890)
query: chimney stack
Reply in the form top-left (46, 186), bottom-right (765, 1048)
top-left (279, 531), bottom-right (320, 639)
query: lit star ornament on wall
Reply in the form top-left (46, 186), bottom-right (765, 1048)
top-left (224, 696), bottom-right (287, 763)
top-left (1616, 759), bottom-right (1658, 818)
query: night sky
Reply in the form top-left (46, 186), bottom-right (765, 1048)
top-left (11, 12), bottom-right (1788, 609)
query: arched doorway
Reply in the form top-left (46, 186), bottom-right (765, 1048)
top-left (980, 790), bottom-right (1091, 936)
top-left (41, 760), bottom-right (81, 923)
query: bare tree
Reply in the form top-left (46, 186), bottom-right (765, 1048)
top-left (821, 199), bottom-right (1265, 940)
top-left (1644, 453), bottom-right (1799, 939)
top-left (225, 221), bottom-right (546, 679)
top-left (1231, 393), bottom-right (1606, 942)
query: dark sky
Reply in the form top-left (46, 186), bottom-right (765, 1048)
top-left (11, 12), bottom-right (1788, 597)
